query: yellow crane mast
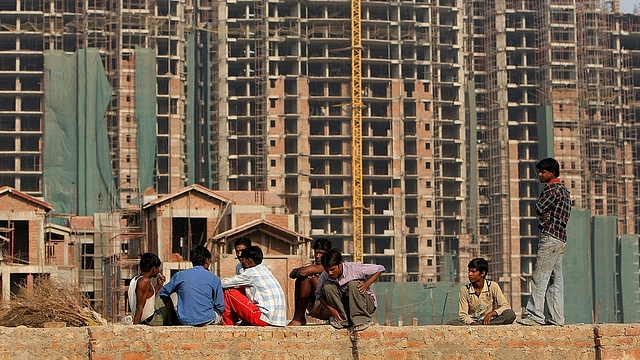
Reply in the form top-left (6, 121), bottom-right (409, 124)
top-left (351, 0), bottom-right (364, 262)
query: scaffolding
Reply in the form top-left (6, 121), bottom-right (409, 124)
top-left (577, 1), bottom-right (635, 235)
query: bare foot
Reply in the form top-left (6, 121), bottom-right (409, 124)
top-left (287, 319), bottom-right (306, 326)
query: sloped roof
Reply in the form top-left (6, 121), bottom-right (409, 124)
top-left (69, 216), bottom-right (95, 232)
top-left (212, 219), bottom-right (311, 245)
top-left (212, 191), bottom-right (283, 206)
top-left (0, 186), bottom-right (53, 211)
top-left (143, 184), bottom-right (230, 209)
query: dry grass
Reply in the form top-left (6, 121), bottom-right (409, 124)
top-left (0, 276), bottom-right (103, 328)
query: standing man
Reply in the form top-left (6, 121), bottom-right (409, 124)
top-left (316, 248), bottom-right (385, 331)
top-left (287, 237), bottom-right (333, 326)
top-left (159, 246), bottom-right (225, 326)
top-left (517, 157), bottom-right (571, 326)
top-left (221, 246), bottom-right (287, 326)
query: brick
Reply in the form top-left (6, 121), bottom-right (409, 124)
top-left (384, 350), bottom-right (408, 360)
top-left (122, 352), bottom-right (147, 360)
top-left (504, 340), bottom-right (525, 348)
top-left (615, 337), bottom-right (633, 345)
top-left (625, 327), bottom-right (640, 337)
top-left (601, 350), bottom-right (624, 360)
top-left (180, 342), bottom-right (203, 351)
top-left (158, 343), bottom-right (174, 351)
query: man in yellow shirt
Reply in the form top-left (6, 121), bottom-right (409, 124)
top-left (448, 258), bottom-right (516, 325)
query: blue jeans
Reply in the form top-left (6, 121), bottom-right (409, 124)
top-left (525, 235), bottom-right (566, 325)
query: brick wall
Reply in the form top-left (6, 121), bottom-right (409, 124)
top-left (0, 324), bottom-right (638, 359)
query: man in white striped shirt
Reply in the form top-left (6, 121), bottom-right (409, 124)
top-left (221, 246), bottom-right (287, 326)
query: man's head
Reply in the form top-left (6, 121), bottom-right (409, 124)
top-left (190, 245), bottom-right (212, 268)
top-left (312, 237), bottom-right (332, 264)
top-left (139, 253), bottom-right (162, 276)
top-left (321, 248), bottom-right (343, 279)
top-left (536, 158), bottom-right (560, 183)
top-left (467, 257), bottom-right (488, 283)
top-left (234, 237), bottom-right (252, 261)
top-left (238, 245), bottom-right (263, 269)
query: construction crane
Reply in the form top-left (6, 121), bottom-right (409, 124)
top-left (351, 0), bottom-right (364, 262)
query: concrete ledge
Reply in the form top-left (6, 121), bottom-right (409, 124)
top-left (0, 323), bottom-right (638, 359)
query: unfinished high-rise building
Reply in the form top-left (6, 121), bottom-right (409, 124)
top-left (1, 0), bottom-right (639, 315)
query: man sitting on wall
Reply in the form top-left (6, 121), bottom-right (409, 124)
top-left (159, 246), bottom-right (225, 326)
top-left (221, 245), bottom-right (287, 326)
top-left (447, 257), bottom-right (516, 326)
top-left (287, 237), bottom-right (333, 326)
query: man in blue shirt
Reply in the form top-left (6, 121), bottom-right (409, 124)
top-left (159, 246), bottom-right (225, 326)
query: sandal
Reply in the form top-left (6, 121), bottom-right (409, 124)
top-left (353, 321), bottom-right (372, 332)
top-left (329, 316), bottom-right (345, 329)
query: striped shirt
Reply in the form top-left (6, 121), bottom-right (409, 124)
top-left (536, 178), bottom-right (571, 242)
top-left (221, 263), bottom-right (287, 326)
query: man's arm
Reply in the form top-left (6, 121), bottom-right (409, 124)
top-left (162, 296), bottom-right (178, 326)
top-left (132, 277), bottom-right (149, 324)
top-left (221, 270), bottom-right (253, 289)
top-left (357, 271), bottom-right (382, 294)
top-left (290, 264), bottom-right (324, 279)
top-left (491, 282), bottom-right (511, 316)
top-left (536, 184), bottom-right (559, 215)
top-left (318, 295), bottom-right (343, 321)
top-left (212, 279), bottom-right (225, 315)
top-left (153, 274), bottom-right (165, 294)
top-left (458, 286), bottom-right (474, 325)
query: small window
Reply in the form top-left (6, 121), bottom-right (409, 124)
top-left (271, 179), bottom-right (276, 187)
top-left (270, 99), bottom-right (276, 108)
top-left (425, 123), bottom-right (430, 131)
top-left (426, 200), bottom-right (431, 208)
top-left (270, 120), bottom-right (276, 127)
top-left (270, 140), bottom-right (276, 147)
top-left (426, 220), bottom-right (432, 227)
top-left (425, 162), bottom-right (431, 169)
top-left (425, 142), bottom-right (430, 150)
top-left (427, 259), bottom-right (433, 266)
top-left (427, 239), bottom-right (432, 247)
top-left (426, 181), bottom-right (431, 188)
top-left (270, 159), bottom-right (276, 167)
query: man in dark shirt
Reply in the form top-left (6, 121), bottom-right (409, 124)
top-left (517, 158), bottom-right (571, 326)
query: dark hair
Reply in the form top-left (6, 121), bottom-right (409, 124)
top-left (234, 237), bottom-right (252, 248)
top-left (536, 157), bottom-right (560, 177)
top-left (190, 245), bottom-right (212, 267)
top-left (238, 245), bottom-right (263, 264)
top-left (321, 248), bottom-right (343, 267)
top-left (312, 238), bottom-right (333, 251)
top-left (140, 253), bottom-right (162, 273)
top-left (468, 258), bottom-right (489, 275)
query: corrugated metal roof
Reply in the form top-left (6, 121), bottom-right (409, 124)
top-left (212, 191), bottom-right (283, 206)
top-left (69, 216), bottom-right (95, 231)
